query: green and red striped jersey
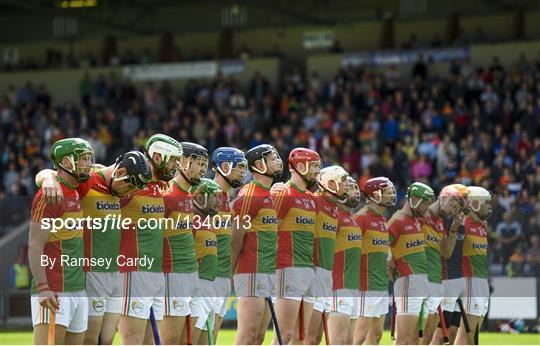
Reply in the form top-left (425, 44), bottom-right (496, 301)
top-left (30, 179), bottom-right (85, 292)
top-left (193, 216), bottom-right (217, 281)
top-left (215, 190), bottom-right (232, 278)
top-left (388, 211), bottom-right (427, 277)
top-left (162, 181), bottom-right (197, 274)
top-left (355, 206), bottom-right (388, 291)
top-left (274, 181), bottom-right (317, 269)
top-left (232, 181), bottom-right (277, 274)
top-left (420, 212), bottom-right (446, 283)
top-left (78, 170), bottom-right (120, 272)
top-left (332, 209), bottom-right (362, 290)
top-left (462, 215), bottom-right (489, 278)
top-left (119, 182), bottom-right (164, 272)
top-left (313, 193), bottom-right (338, 271)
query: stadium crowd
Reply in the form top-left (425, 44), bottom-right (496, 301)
top-left (1, 53), bottom-right (539, 276)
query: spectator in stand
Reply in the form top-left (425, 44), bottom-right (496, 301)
top-left (525, 235), bottom-right (540, 277)
top-left (496, 212), bottom-right (523, 274)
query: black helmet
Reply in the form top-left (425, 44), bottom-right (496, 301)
top-left (245, 144), bottom-right (283, 178)
top-left (180, 142), bottom-right (209, 185)
top-left (110, 151), bottom-right (152, 196)
top-left (181, 142), bottom-right (209, 159)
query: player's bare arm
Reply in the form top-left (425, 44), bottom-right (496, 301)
top-left (28, 221), bottom-right (59, 312)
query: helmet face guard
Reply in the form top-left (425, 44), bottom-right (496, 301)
top-left (59, 149), bottom-right (95, 183)
top-left (407, 182), bottom-right (435, 216)
top-left (191, 178), bottom-right (222, 216)
top-left (255, 149), bottom-right (283, 179)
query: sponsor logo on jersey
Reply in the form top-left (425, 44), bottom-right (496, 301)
top-left (405, 239), bottom-right (424, 248)
top-left (348, 233), bottom-right (362, 241)
top-left (262, 216), bottom-right (278, 224)
top-left (322, 222), bottom-right (338, 233)
top-left (472, 242), bottom-right (488, 250)
top-left (427, 233), bottom-right (442, 244)
top-left (296, 216), bottom-right (315, 225)
top-left (96, 201), bottom-right (120, 211)
top-left (141, 205), bottom-right (165, 214)
top-left (372, 238), bottom-right (389, 246)
top-left (205, 239), bottom-right (218, 247)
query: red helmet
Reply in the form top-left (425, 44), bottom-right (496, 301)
top-left (363, 177), bottom-right (396, 207)
top-left (288, 148), bottom-right (320, 175)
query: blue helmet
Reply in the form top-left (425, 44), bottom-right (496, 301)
top-left (211, 147), bottom-right (248, 188)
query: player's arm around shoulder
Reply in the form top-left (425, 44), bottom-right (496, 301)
top-left (35, 169), bottom-right (63, 205)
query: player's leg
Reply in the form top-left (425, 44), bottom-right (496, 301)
top-left (83, 315), bottom-right (103, 344)
top-left (99, 312), bottom-right (121, 344)
top-left (213, 277), bottom-right (231, 342)
top-left (64, 293), bottom-right (89, 345)
top-left (272, 297), bottom-right (301, 344)
top-left (328, 312), bottom-right (351, 344)
top-left (348, 318), bottom-right (358, 345)
top-left (354, 316), bottom-right (372, 344)
top-left (33, 323), bottom-right (67, 345)
top-left (256, 302), bottom-right (272, 345)
top-left (291, 299), bottom-right (314, 344)
top-left (422, 313), bottom-right (438, 345)
top-left (304, 301), bottom-right (324, 345)
top-left (119, 316), bottom-right (149, 344)
top-left (234, 295), bottom-right (266, 343)
top-left (395, 275), bottom-right (428, 344)
top-left (365, 315), bottom-right (385, 345)
top-left (455, 278), bottom-right (488, 345)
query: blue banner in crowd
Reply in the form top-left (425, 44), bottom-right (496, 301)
top-left (341, 47), bottom-right (469, 67)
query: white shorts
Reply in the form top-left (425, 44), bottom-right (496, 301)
top-left (276, 267), bottom-right (316, 301)
top-left (329, 289), bottom-right (360, 319)
top-left (163, 272), bottom-right (199, 317)
top-left (121, 272), bottom-right (165, 320)
top-left (214, 277), bottom-right (231, 318)
top-left (304, 267), bottom-right (332, 305)
top-left (190, 279), bottom-right (216, 330)
top-left (86, 272), bottom-right (123, 317)
top-left (233, 273), bottom-right (276, 298)
top-left (441, 278), bottom-right (466, 312)
top-left (359, 291), bottom-right (389, 318)
top-left (426, 282), bottom-right (444, 314)
top-left (463, 277), bottom-right (489, 317)
top-left (31, 291), bottom-right (88, 333)
top-left (313, 296), bottom-right (333, 313)
top-left (394, 274), bottom-right (429, 315)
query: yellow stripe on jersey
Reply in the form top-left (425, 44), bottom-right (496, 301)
top-left (195, 230), bottom-right (218, 259)
top-left (280, 207), bottom-right (316, 233)
top-left (164, 211), bottom-right (192, 237)
top-left (362, 229), bottom-right (389, 253)
top-left (335, 226), bottom-right (363, 252)
top-left (422, 224), bottom-right (443, 249)
top-left (240, 184), bottom-right (255, 217)
top-left (316, 212), bottom-right (338, 239)
top-left (391, 232), bottom-right (425, 260)
top-left (249, 208), bottom-right (278, 233)
top-left (463, 234), bottom-right (488, 256)
top-left (47, 211), bottom-right (84, 241)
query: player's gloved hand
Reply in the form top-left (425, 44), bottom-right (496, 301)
top-left (42, 176), bottom-right (63, 205)
top-left (38, 289), bottom-right (60, 312)
top-left (270, 182), bottom-right (286, 196)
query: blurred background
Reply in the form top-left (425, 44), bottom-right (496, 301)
top-left (0, 0), bottom-right (538, 333)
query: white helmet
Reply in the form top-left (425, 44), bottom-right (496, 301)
top-left (466, 186), bottom-right (491, 213)
top-left (317, 165), bottom-right (349, 195)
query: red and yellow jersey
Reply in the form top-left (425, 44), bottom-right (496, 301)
top-left (162, 181), bottom-right (197, 273)
top-left (193, 219), bottom-right (217, 281)
top-left (30, 180), bottom-right (84, 292)
top-left (420, 212), bottom-right (446, 283)
top-left (332, 209), bottom-right (362, 290)
top-left (313, 193), bottom-right (338, 270)
top-left (274, 181), bottom-right (317, 269)
top-left (77, 170), bottom-right (121, 272)
top-left (462, 215), bottom-right (489, 278)
top-left (388, 211), bottom-right (427, 277)
top-left (232, 181), bottom-right (277, 274)
top-left (119, 182), bottom-right (164, 272)
top-left (215, 190), bottom-right (232, 278)
top-left (355, 206), bottom-right (388, 291)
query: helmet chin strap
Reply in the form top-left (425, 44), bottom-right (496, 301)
top-left (59, 156), bottom-right (89, 182)
top-left (292, 163), bottom-right (316, 189)
top-left (217, 163), bottom-right (242, 189)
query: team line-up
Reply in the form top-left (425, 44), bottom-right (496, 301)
top-left (28, 135), bottom-right (492, 345)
